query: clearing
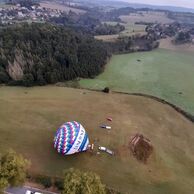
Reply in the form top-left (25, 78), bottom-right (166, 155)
top-left (0, 86), bottom-right (194, 194)
top-left (79, 48), bottom-right (194, 115)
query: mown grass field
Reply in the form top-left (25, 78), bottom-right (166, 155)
top-left (120, 22), bottom-right (146, 36)
top-left (1, 86), bottom-right (194, 194)
top-left (80, 48), bottom-right (194, 115)
top-left (95, 22), bottom-right (146, 42)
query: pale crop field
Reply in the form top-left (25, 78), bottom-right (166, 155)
top-left (120, 11), bottom-right (174, 24)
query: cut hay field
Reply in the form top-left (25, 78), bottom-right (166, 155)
top-left (120, 11), bottom-right (174, 24)
top-left (159, 38), bottom-right (194, 53)
top-left (79, 48), bottom-right (194, 115)
top-left (1, 86), bottom-right (194, 194)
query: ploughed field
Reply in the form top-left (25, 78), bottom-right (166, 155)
top-left (80, 48), bottom-right (194, 115)
top-left (0, 86), bottom-right (194, 194)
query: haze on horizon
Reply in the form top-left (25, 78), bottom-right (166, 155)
top-left (120, 0), bottom-right (194, 9)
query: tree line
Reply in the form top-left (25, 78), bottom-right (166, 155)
top-left (49, 12), bottom-right (125, 36)
top-left (0, 150), bottom-right (114, 194)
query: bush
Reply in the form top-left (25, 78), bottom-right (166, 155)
top-left (35, 175), bottom-right (52, 188)
top-left (54, 178), bottom-right (64, 190)
top-left (106, 187), bottom-right (123, 194)
top-left (23, 73), bottom-right (34, 87)
top-left (103, 87), bottom-right (110, 93)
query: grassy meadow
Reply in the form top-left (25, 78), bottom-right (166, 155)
top-left (80, 48), bottom-right (194, 115)
top-left (1, 86), bottom-right (194, 193)
top-left (95, 22), bottom-right (146, 41)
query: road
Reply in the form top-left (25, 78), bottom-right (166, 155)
top-left (5, 186), bottom-right (59, 194)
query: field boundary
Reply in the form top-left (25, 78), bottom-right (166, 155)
top-left (59, 85), bottom-right (194, 123)
top-left (114, 91), bottom-right (194, 123)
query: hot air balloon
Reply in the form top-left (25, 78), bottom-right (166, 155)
top-left (54, 121), bottom-right (89, 155)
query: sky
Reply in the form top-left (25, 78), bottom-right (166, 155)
top-left (121, 0), bottom-right (194, 8)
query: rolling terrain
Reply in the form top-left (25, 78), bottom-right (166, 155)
top-left (0, 86), bottom-right (194, 193)
top-left (80, 48), bottom-right (194, 115)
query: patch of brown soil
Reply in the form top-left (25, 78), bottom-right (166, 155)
top-left (129, 133), bottom-right (153, 163)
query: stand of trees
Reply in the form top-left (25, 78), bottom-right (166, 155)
top-left (0, 23), bottom-right (110, 86)
top-left (174, 31), bottom-right (192, 44)
top-left (106, 35), bottom-right (159, 53)
top-left (50, 12), bottom-right (125, 35)
top-left (0, 150), bottom-right (29, 193)
top-left (62, 168), bottom-right (106, 194)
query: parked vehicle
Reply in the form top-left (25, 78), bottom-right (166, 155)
top-left (98, 146), bottom-right (114, 155)
top-left (25, 190), bottom-right (42, 194)
top-left (98, 146), bottom-right (106, 151)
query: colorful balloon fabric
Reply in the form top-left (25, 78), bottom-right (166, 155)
top-left (54, 121), bottom-right (89, 155)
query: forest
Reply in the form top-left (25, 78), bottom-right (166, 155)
top-left (0, 23), bottom-right (110, 86)
top-left (0, 22), bottom-right (159, 86)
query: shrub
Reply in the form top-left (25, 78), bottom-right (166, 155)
top-left (35, 175), bottom-right (52, 188)
top-left (103, 87), bottom-right (110, 93)
top-left (54, 178), bottom-right (64, 190)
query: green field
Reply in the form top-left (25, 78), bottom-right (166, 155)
top-left (1, 86), bottom-right (194, 194)
top-left (80, 48), bottom-right (194, 115)
top-left (95, 22), bottom-right (146, 41)
top-left (120, 22), bottom-right (146, 36)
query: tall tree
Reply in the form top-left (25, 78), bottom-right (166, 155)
top-left (62, 168), bottom-right (106, 194)
top-left (0, 150), bottom-right (30, 193)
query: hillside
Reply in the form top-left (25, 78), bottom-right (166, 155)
top-left (84, 0), bottom-right (194, 13)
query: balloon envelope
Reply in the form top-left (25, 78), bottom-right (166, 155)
top-left (54, 121), bottom-right (89, 155)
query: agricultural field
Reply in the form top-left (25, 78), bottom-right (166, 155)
top-left (40, 1), bottom-right (86, 14)
top-left (95, 22), bottom-right (146, 42)
top-left (120, 22), bottom-right (146, 36)
top-left (95, 34), bottom-right (119, 42)
top-left (120, 11), bottom-right (174, 24)
top-left (0, 86), bottom-right (194, 194)
top-left (159, 38), bottom-right (194, 53)
top-left (80, 48), bottom-right (194, 115)
top-left (94, 11), bottom-right (173, 42)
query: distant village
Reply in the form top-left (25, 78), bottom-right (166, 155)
top-left (0, 2), bottom-right (64, 25)
top-left (0, 0), bottom-right (194, 44)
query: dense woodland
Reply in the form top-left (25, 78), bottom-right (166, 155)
top-left (0, 23), bottom-right (110, 86)
top-left (0, 20), bottom-right (159, 86)
top-left (50, 12), bottom-right (125, 35)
